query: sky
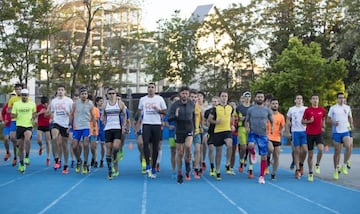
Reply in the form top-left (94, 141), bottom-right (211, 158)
top-left (141, 0), bottom-right (249, 31)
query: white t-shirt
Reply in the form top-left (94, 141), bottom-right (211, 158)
top-left (104, 101), bottom-right (122, 131)
top-left (138, 95), bottom-right (167, 125)
top-left (50, 96), bottom-right (73, 128)
top-left (287, 105), bottom-right (307, 132)
top-left (328, 104), bottom-right (352, 133)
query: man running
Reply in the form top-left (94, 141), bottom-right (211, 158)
top-left (328, 92), bottom-right (354, 180)
top-left (50, 85), bottom-right (73, 174)
top-left (168, 86), bottom-right (195, 183)
top-left (245, 91), bottom-right (273, 184)
top-left (11, 89), bottom-right (36, 173)
top-left (208, 91), bottom-right (234, 181)
top-left (36, 96), bottom-right (51, 166)
top-left (302, 94), bottom-right (326, 182)
top-left (286, 95), bottom-right (307, 179)
top-left (1, 91), bottom-right (16, 161)
top-left (137, 83), bottom-right (167, 179)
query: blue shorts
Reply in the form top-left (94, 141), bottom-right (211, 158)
top-left (10, 121), bottom-right (16, 132)
top-left (332, 132), bottom-right (350, 143)
top-left (248, 132), bottom-right (268, 156)
top-left (2, 126), bottom-right (10, 136)
top-left (89, 135), bottom-right (98, 142)
top-left (193, 133), bottom-right (202, 144)
top-left (97, 132), bottom-right (105, 142)
top-left (73, 129), bottom-right (90, 141)
top-left (232, 134), bottom-right (238, 145)
top-left (292, 131), bottom-right (307, 147)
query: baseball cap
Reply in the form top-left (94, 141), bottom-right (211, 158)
top-left (20, 89), bottom-right (29, 94)
top-left (79, 86), bottom-right (88, 93)
top-left (243, 91), bottom-right (251, 97)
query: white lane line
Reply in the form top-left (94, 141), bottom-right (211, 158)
top-left (0, 167), bottom-right (49, 188)
top-left (37, 169), bottom-right (98, 214)
top-left (141, 176), bottom-right (148, 214)
top-left (317, 179), bottom-right (360, 193)
top-left (268, 182), bottom-right (340, 214)
top-left (203, 176), bottom-right (248, 214)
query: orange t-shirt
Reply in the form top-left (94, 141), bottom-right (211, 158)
top-left (90, 107), bottom-right (100, 136)
top-left (267, 112), bottom-right (285, 142)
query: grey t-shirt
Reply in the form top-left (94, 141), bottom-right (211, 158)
top-left (245, 105), bottom-right (273, 136)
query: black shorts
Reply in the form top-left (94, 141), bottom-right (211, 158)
top-left (307, 134), bottom-right (323, 151)
top-left (105, 129), bottom-right (122, 143)
top-left (16, 126), bottom-right (32, 139)
top-left (176, 131), bottom-right (193, 144)
top-left (270, 141), bottom-right (281, 147)
top-left (52, 123), bottom-right (69, 138)
top-left (213, 131), bottom-right (232, 147)
top-left (38, 126), bottom-right (50, 132)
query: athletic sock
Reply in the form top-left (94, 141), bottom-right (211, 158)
top-left (157, 150), bottom-right (162, 163)
top-left (210, 163), bottom-right (214, 170)
top-left (185, 159), bottom-right (191, 173)
top-left (260, 160), bottom-right (267, 176)
top-left (106, 155), bottom-right (112, 171)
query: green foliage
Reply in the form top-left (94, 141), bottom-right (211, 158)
top-left (251, 37), bottom-right (347, 112)
top-left (0, 0), bottom-right (53, 86)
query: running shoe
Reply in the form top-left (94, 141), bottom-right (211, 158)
top-left (225, 165), bottom-right (231, 174)
top-left (141, 159), bottom-right (146, 173)
top-left (39, 146), bottom-right (43, 156)
top-left (209, 168), bottom-right (215, 176)
top-left (4, 152), bottom-right (11, 161)
top-left (308, 173), bottom-right (314, 182)
top-left (290, 161), bottom-right (295, 170)
top-left (82, 164), bottom-right (89, 174)
top-left (24, 158), bottom-right (30, 166)
top-left (54, 162), bottom-right (60, 170)
top-left (238, 163), bottom-right (244, 173)
top-left (71, 160), bottom-right (75, 168)
top-left (315, 165), bottom-right (320, 174)
top-left (216, 173), bottom-right (222, 181)
top-left (201, 162), bottom-right (207, 171)
top-left (112, 168), bottom-right (119, 177)
top-left (90, 159), bottom-right (95, 167)
top-left (346, 161), bottom-right (351, 169)
top-left (62, 165), bottom-right (69, 174)
top-left (18, 164), bottom-right (26, 174)
top-left (99, 160), bottom-right (104, 168)
top-left (198, 168), bottom-right (203, 176)
top-left (340, 166), bottom-right (348, 175)
top-left (185, 172), bottom-right (191, 181)
top-left (333, 170), bottom-right (339, 180)
top-left (117, 150), bottom-right (124, 161)
top-left (271, 174), bottom-right (276, 180)
top-left (75, 161), bottom-right (82, 173)
top-left (94, 161), bottom-right (98, 168)
top-left (177, 174), bottom-right (183, 184)
top-left (108, 171), bottom-right (113, 180)
top-left (46, 158), bottom-right (50, 166)
top-left (258, 176), bottom-right (265, 184)
top-left (149, 173), bottom-right (156, 179)
top-left (194, 171), bottom-right (200, 179)
top-left (12, 158), bottom-right (17, 166)
top-left (247, 170), bottom-right (254, 179)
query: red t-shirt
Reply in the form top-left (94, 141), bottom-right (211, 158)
top-left (302, 106), bottom-right (326, 135)
top-left (37, 103), bottom-right (50, 127)
top-left (1, 103), bottom-right (11, 127)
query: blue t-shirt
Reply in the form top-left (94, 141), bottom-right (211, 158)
top-left (164, 115), bottom-right (175, 138)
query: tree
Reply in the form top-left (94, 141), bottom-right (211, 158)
top-left (251, 37), bottom-right (347, 111)
top-left (144, 11), bottom-right (200, 86)
top-left (0, 0), bottom-right (53, 87)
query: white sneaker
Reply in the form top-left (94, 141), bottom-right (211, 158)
top-left (258, 176), bottom-right (265, 184)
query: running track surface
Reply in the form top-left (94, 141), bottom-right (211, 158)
top-left (0, 141), bottom-right (359, 214)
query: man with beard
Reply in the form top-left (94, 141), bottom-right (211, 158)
top-left (266, 98), bottom-right (285, 180)
top-left (245, 91), bottom-right (273, 184)
top-left (168, 86), bottom-right (195, 183)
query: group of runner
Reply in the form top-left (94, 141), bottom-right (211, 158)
top-left (0, 82), bottom-right (354, 184)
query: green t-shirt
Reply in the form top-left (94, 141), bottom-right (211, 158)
top-left (12, 100), bottom-right (36, 127)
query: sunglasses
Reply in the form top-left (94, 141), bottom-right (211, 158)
top-left (148, 86), bottom-right (155, 88)
top-left (21, 94), bottom-right (28, 96)
top-left (108, 92), bottom-right (116, 95)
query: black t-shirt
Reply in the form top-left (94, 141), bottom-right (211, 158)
top-left (204, 108), bottom-right (215, 134)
